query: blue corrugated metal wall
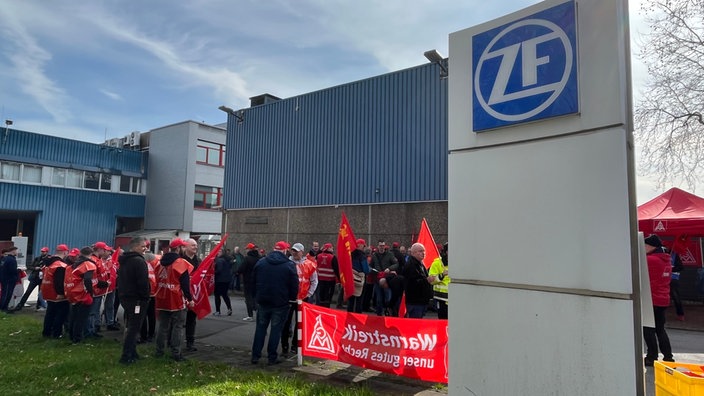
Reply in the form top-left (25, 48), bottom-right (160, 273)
top-left (0, 128), bottom-right (147, 176)
top-left (0, 183), bottom-right (145, 253)
top-left (223, 62), bottom-right (447, 209)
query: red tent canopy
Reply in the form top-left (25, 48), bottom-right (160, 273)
top-left (638, 187), bottom-right (704, 237)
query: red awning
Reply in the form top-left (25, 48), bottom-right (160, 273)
top-left (638, 187), bottom-right (704, 236)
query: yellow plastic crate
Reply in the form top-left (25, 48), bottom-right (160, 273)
top-left (654, 361), bottom-right (704, 396)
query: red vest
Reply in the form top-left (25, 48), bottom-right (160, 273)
top-left (41, 259), bottom-right (67, 302)
top-left (90, 254), bottom-right (110, 296)
top-left (296, 258), bottom-right (317, 300)
top-left (316, 252), bottom-right (336, 282)
top-left (64, 259), bottom-right (97, 304)
top-left (154, 258), bottom-right (192, 311)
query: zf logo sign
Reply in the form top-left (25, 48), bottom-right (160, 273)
top-left (472, 1), bottom-right (578, 132)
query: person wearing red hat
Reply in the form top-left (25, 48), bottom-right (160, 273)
top-left (347, 239), bottom-right (370, 313)
top-left (65, 246), bottom-right (97, 343)
top-left (14, 246), bottom-right (52, 311)
top-left (250, 241), bottom-right (298, 365)
top-left (64, 248), bottom-right (80, 265)
top-left (85, 242), bottom-right (112, 337)
top-left (41, 246), bottom-right (70, 338)
top-left (154, 237), bottom-right (194, 362)
top-left (238, 243), bottom-right (260, 321)
top-left (315, 243), bottom-right (339, 308)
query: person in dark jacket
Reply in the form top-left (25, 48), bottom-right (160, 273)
top-left (643, 234), bottom-right (675, 367)
top-left (250, 241), bottom-right (298, 365)
top-left (15, 246), bottom-right (50, 311)
top-left (0, 247), bottom-right (20, 313)
top-left (213, 249), bottom-right (233, 316)
top-left (117, 237), bottom-right (151, 365)
top-left (41, 247), bottom-right (70, 338)
top-left (401, 243), bottom-right (434, 318)
top-left (238, 243), bottom-right (260, 321)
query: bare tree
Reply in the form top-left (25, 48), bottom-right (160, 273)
top-left (635, 0), bottom-right (704, 190)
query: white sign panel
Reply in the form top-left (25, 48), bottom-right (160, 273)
top-left (448, 0), bottom-right (639, 394)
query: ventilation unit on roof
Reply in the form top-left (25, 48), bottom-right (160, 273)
top-left (128, 131), bottom-right (140, 147)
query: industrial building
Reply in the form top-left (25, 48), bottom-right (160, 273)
top-left (0, 127), bottom-right (146, 263)
top-left (220, 61), bottom-right (449, 249)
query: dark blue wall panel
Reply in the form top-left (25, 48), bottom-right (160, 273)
top-left (0, 183), bottom-right (145, 255)
top-left (0, 128), bottom-right (147, 177)
top-left (223, 62), bottom-right (447, 209)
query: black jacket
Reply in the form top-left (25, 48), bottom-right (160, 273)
top-left (117, 252), bottom-right (150, 300)
top-left (401, 256), bottom-right (433, 305)
top-left (251, 251), bottom-right (298, 308)
top-left (239, 250), bottom-right (260, 288)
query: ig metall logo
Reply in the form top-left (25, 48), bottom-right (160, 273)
top-left (472, 1), bottom-right (578, 132)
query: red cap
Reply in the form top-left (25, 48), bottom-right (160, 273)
top-left (40, 247), bottom-right (50, 252)
top-left (169, 238), bottom-right (188, 249)
top-left (94, 241), bottom-right (112, 250)
top-left (356, 239), bottom-right (366, 246)
top-left (322, 243), bottom-right (333, 251)
top-left (246, 243), bottom-right (257, 249)
top-left (392, 242), bottom-right (400, 248)
top-left (56, 244), bottom-right (69, 252)
top-left (68, 248), bottom-right (80, 257)
top-left (274, 241), bottom-right (290, 250)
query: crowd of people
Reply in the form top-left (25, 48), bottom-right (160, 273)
top-left (1, 231), bottom-right (690, 370)
top-left (0, 236), bottom-right (451, 366)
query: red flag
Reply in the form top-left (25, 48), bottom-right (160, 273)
top-left (399, 218), bottom-right (440, 317)
top-left (190, 234), bottom-right (228, 319)
top-left (417, 218), bottom-right (440, 269)
top-left (336, 213), bottom-right (357, 300)
top-left (111, 247), bottom-right (122, 264)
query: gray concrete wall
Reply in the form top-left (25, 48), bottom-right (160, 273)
top-left (223, 201), bottom-right (447, 251)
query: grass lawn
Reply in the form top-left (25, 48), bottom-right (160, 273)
top-left (0, 312), bottom-right (375, 395)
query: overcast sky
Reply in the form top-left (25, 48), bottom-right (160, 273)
top-left (0, 0), bottom-right (661, 202)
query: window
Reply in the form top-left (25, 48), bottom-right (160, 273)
top-left (52, 168), bottom-right (66, 186)
top-left (196, 140), bottom-right (226, 166)
top-left (66, 169), bottom-right (83, 188)
top-left (131, 178), bottom-right (140, 193)
top-left (21, 165), bottom-right (42, 183)
top-left (84, 171), bottom-right (99, 189)
top-left (120, 176), bottom-right (131, 192)
top-left (194, 185), bottom-right (222, 209)
top-left (119, 176), bottom-right (142, 193)
top-left (100, 173), bottom-right (111, 191)
top-left (1, 162), bottom-right (20, 181)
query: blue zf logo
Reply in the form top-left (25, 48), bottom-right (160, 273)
top-left (472, 1), bottom-right (577, 132)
